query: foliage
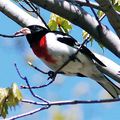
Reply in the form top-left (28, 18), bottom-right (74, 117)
top-left (82, 0), bottom-right (120, 48)
top-left (0, 83), bottom-right (22, 118)
top-left (48, 13), bottom-right (72, 33)
top-left (111, 0), bottom-right (120, 10)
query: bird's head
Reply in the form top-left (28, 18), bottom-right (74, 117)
top-left (15, 25), bottom-right (49, 47)
top-left (15, 25), bottom-right (48, 36)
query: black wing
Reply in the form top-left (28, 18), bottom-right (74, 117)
top-left (54, 31), bottom-right (106, 67)
top-left (54, 31), bottom-right (80, 48)
top-left (80, 46), bottom-right (106, 67)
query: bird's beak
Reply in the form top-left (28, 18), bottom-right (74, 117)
top-left (14, 28), bottom-right (31, 36)
top-left (14, 30), bottom-right (24, 36)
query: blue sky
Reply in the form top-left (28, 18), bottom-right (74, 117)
top-left (0, 1), bottom-right (120, 120)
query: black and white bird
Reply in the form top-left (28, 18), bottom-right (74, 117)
top-left (15, 25), bottom-right (120, 98)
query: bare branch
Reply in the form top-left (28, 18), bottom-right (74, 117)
top-left (85, 0), bottom-right (102, 27)
top-left (15, 64), bottom-right (49, 103)
top-left (0, 0), bottom-right (46, 27)
top-left (21, 98), bottom-right (120, 106)
top-left (30, 0), bottom-right (120, 58)
top-left (96, 0), bottom-right (120, 38)
top-left (75, 0), bottom-right (101, 10)
top-left (8, 96), bottom-right (120, 119)
top-left (0, 33), bottom-right (24, 38)
top-left (8, 106), bottom-right (49, 120)
top-left (23, 0), bottom-right (50, 29)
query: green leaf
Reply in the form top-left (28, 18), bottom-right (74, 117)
top-left (111, 0), bottom-right (119, 4)
top-left (97, 10), bottom-right (104, 18)
top-left (110, 0), bottom-right (120, 12)
top-left (12, 83), bottom-right (22, 101)
top-left (48, 13), bottom-right (72, 33)
top-left (1, 103), bottom-right (8, 118)
top-left (48, 20), bottom-right (58, 31)
top-left (82, 30), bottom-right (104, 50)
top-left (61, 20), bottom-right (72, 33)
top-left (0, 88), bottom-right (9, 118)
top-left (0, 83), bottom-right (22, 118)
top-left (114, 3), bottom-right (120, 12)
top-left (82, 30), bottom-right (89, 40)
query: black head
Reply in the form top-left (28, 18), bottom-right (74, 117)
top-left (25, 25), bottom-right (49, 47)
top-left (27, 25), bottom-right (49, 34)
top-left (15, 25), bottom-right (49, 47)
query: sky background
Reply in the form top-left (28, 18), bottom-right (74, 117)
top-left (0, 0), bottom-right (120, 120)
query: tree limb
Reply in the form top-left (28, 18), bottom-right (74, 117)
top-left (96, 0), bottom-right (120, 38)
top-left (30, 0), bottom-right (120, 58)
top-left (0, 0), bottom-right (46, 27)
top-left (75, 0), bottom-right (102, 10)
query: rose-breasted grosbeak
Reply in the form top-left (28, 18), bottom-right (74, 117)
top-left (16, 25), bottom-right (120, 98)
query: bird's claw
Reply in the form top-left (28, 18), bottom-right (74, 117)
top-left (47, 71), bottom-right (56, 80)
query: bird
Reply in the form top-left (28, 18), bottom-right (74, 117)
top-left (15, 25), bottom-right (120, 98)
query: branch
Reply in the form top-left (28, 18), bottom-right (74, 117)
top-left (85, 0), bottom-right (102, 27)
top-left (0, 33), bottom-right (24, 38)
top-left (15, 63), bottom-right (49, 103)
top-left (0, 0), bottom-right (46, 27)
top-left (75, 0), bottom-right (102, 10)
top-left (7, 96), bottom-right (120, 120)
top-left (96, 0), bottom-right (120, 38)
top-left (8, 106), bottom-right (49, 120)
top-left (30, 0), bottom-right (120, 58)
top-left (10, 97), bottom-right (120, 119)
top-left (22, 98), bottom-right (120, 105)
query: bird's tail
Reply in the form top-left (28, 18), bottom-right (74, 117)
top-left (92, 75), bottom-right (120, 98)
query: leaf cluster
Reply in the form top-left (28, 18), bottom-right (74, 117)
top-left (0, 83), bottom-right (22, 118)
top-left (112, 0), bottom-right (120, 12)
top-left (48, 13), bottom-right (72, 33)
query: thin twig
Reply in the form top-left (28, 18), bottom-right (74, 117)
top-left (75, 0), bottom-right (102, 10)
top-left (0, 33), bottom-right (24, 38)
top-left (23, 0), bottom-right (50, 30)
top-left (28, 61), bottom-right (48, 74)
top-left (15, 63), bottom-right (49, 104)
top-left (8, 96), bottom-right (120, 119)
top-left (7, 106), bottom-right (50, 120)
top-left (18, 1), bottom-right (33, 12)
top-left (21, 78), bottom-right (55, 89)
top-left (21, 62), bottom-right (56, 89)
top-left (85, 0), bottom-right (102, 27)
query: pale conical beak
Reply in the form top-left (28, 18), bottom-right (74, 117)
top-left (15, 28), bottom-right (31, 36)
top-left (14, 31), bottom-right (24, 36)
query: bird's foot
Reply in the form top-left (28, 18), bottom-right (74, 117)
top-left (47, 71), bottom-right (56, 80)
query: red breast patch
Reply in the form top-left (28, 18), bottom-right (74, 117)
top-left (32, 36), bottom-right (57, 64)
